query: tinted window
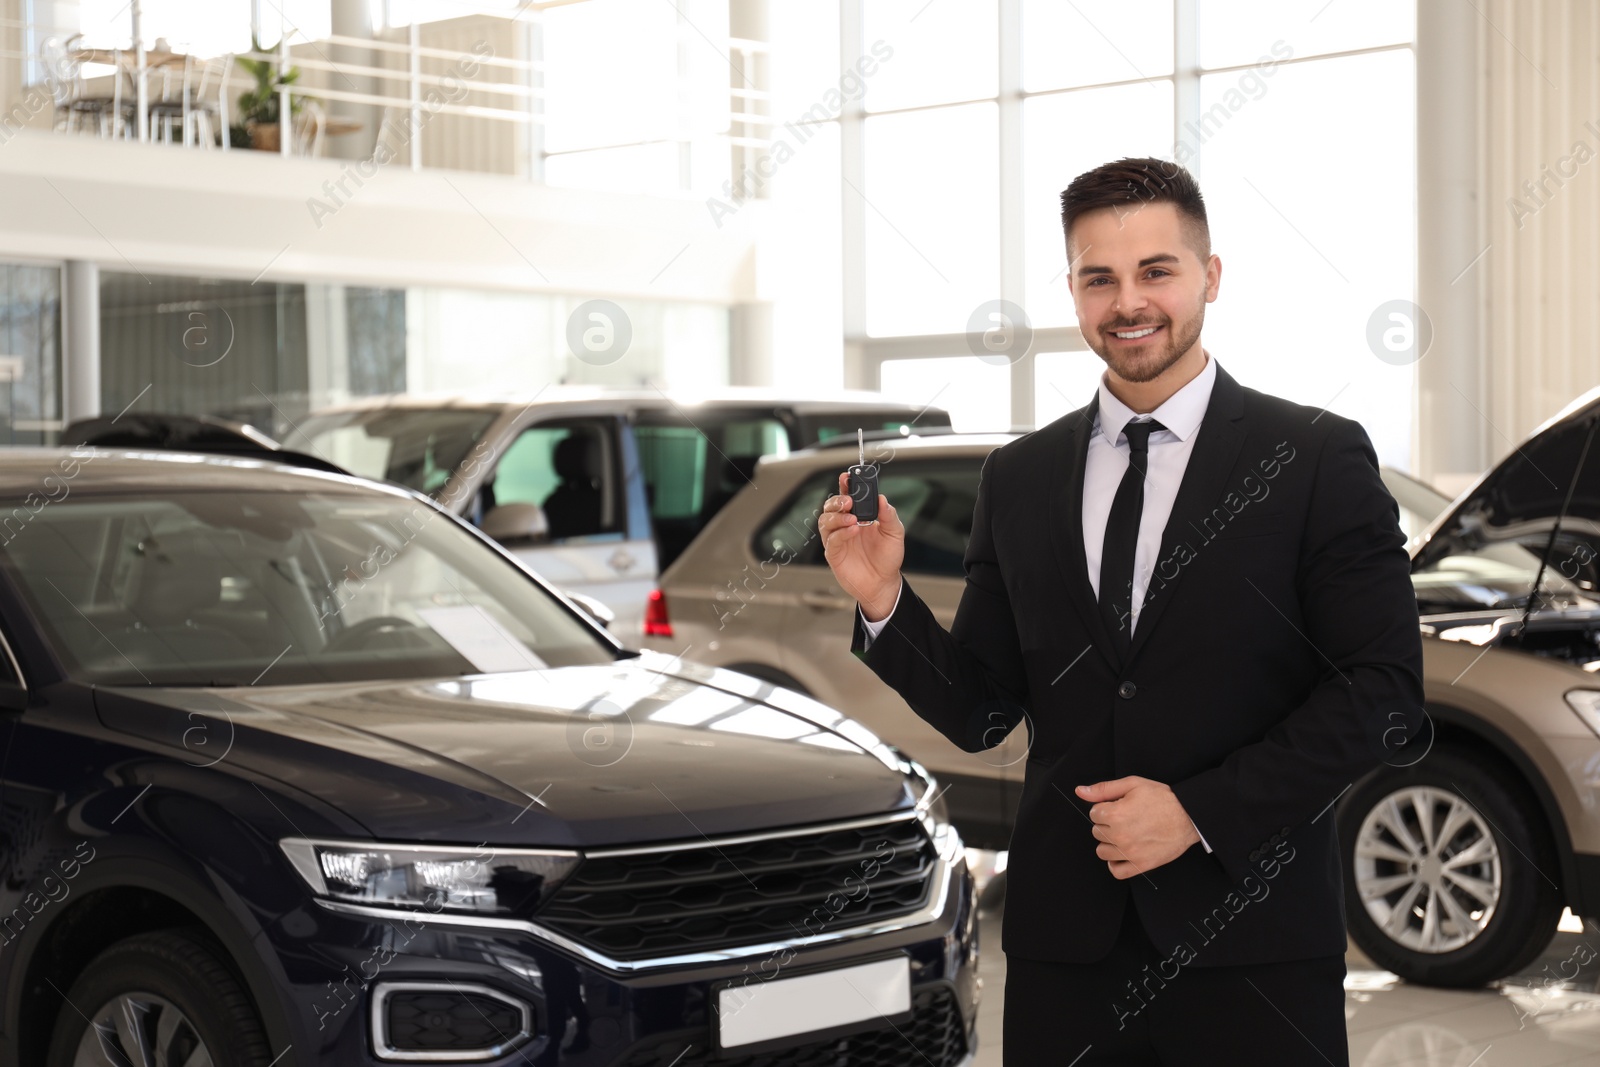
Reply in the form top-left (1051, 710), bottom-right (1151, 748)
top-left (0, 490), bottom-right (612, 686)
top-left (755, 459), bottom-right (983, 578)
top-left (489, 420), bottom-right (623, 541)
top-left (636, 415), bottom-right (788, 566)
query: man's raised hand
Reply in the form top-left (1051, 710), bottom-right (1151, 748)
top-left (819, 471), bottom-right (904, 622)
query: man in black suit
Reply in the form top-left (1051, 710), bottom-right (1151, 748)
top-left (819, 157), bottom-right (1424, 1065)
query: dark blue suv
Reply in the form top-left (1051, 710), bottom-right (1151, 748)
top-left (0, 449), bottom-right (976, 1066)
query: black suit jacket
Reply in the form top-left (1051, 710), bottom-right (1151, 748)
top-left (852, 363), bottom-right (1424, 967)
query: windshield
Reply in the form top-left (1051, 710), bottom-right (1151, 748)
top-left (0, 489), bottom-right (613, 686)
top-left (295, 408), bottom-right (499, 496)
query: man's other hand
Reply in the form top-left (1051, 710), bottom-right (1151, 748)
top-left (1078, 776), bottom-right (1203, 880)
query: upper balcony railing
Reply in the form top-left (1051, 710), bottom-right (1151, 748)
top-left (0, 7), bottom-right (774, 195)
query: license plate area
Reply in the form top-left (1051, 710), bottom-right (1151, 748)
top-left (713, 953), bottom-right (912, 1054)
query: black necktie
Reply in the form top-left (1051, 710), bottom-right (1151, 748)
top-left (1098, 417), bottom-right (1167, 658)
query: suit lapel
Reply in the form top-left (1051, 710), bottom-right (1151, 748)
top-left (1046, 394), bottom-right (1123, 672)
top-left (1124, 364), bottom-right (1249, 666)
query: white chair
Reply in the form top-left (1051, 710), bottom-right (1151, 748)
top-left (149, 53), bottom-right (232, 148)
top-left (42, 34), bottom-right (134, 139)
top-left (293, 97), bottom-right (326, 157)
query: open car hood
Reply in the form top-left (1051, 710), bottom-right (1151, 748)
top-left (1412, 384), bottom-right (1600, 578)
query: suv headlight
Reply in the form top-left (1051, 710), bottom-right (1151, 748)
top-left (1566, 690), bottom-right (1600, 736)
top-left (280, 839), bottom-right (579, 916)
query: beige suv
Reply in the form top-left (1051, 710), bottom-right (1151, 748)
top-left (648, 391), bottom-right (1600, 988)
top-left (647, 433), bottom-right (1026, 851)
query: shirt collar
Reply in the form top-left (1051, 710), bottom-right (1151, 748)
top-left (1094, 351), bottom-right (1217, 447)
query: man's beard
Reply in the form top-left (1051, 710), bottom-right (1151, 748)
top-left (1088, 294), bottom-right (1206, 384)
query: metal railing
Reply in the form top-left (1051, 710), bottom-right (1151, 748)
top-left (0, 11), bottom-right (776, 190)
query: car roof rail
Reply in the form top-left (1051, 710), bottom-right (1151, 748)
top-left (60, 413), bottom-right (353, 477)
top-left (796, 426), bottom-right (963, 453)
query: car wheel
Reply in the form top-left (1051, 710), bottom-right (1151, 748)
top-left (47, 928), bottom-right (273, 1067)
top-left (1338, 747), bottom-right (1562, 987)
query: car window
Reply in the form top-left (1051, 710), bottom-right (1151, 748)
top-left (296, 408), bottom-right (499, 496)
top-left (489, 420), bottom-right (623, 542)
top-left (635, 416), bottom-right (789, 567)
top-left (0, 490), bottom-right (613, 686)
top-left (755, 459), bottom-right (982, 578)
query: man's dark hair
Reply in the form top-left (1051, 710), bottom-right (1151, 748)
top-left (1060, 157), bottom-right (1210, 260)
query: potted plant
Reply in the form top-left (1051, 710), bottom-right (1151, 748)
top-left (231, 35), bottom-right (310, 151)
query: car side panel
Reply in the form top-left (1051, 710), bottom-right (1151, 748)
top-left (0, 696), bottom-right (370, 1065)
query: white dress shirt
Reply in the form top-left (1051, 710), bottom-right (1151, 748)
top-left (859, 353), bottom-right (1219, 851)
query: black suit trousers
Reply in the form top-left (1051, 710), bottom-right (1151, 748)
top-left (1002, 899), bottom-right (1348, 1066)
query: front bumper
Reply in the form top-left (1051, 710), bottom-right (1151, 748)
top-left (260, 826), bottom-right (979, 1065)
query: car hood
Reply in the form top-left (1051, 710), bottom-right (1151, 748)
top-left (1412, 383), bottom-right (1600, 572)
top-left (93, 652), bottom-right (920, 848)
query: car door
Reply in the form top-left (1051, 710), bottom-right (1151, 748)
top-left (481, 415), bottom-right (656, 644)
top-left (761, 454), bottom-right (1021, 848)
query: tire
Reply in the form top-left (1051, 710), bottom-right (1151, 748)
top-left (47, 928), bottom-right (273, 1067)
top-left (1337, 746), bottom-right (1562, 988)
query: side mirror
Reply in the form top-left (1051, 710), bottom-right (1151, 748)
top-left (0, 680), bottom-right (27, 711)
top-left (482, 503), bottom-right (550, 546)
top-left (565, 591), bottom-right (615, 630)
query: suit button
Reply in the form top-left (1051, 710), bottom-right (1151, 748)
top-left (1117, 681), bottom-right (1138, 699)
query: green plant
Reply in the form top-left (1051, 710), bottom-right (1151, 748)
top-left (234, 34), bottom-right (309, 128)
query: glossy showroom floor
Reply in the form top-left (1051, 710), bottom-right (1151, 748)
top-left (967, 855), bottom-right (1600, 1066)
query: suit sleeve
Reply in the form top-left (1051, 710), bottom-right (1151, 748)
top-left (850, 449), bottom-right (1031, 753)
top-left (1169, 418), bottom-right (1425, 885)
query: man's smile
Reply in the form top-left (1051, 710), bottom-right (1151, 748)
top-left (1107, 323), bottom-right (1165, 343)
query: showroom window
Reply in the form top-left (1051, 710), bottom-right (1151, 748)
top-left (99, 272), bottom-right (309, 433)
top-left (99, 273), bottom-right (731, 441)
top-left (842, 0), bottom-right (1417, 463)
top-left (0, 263), bottom-right (62, 445)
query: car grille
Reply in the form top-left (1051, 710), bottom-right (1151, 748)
top-left (616, 985), bottom-right (967, 1067)
top-left (537, 816), bottom-right (939, 961)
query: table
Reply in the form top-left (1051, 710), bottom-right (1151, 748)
top-left (69, 47), bottom-right (187, 70)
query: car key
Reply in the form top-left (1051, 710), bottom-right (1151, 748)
top-left (847, 428), bottom-right (880, 524)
